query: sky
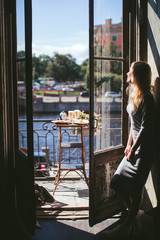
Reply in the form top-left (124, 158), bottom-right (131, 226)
top-left (17, 0), bottom-right (122, 65)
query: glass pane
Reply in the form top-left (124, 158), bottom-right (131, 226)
top-left (32, 0), bottom-right (89, 98)
top-left (94, 60), bottom-right (122, 152)
top-left (16, 0), bottom-right (25, 59)
top-left (94, 0), bottom-right (122, 57)
top-left (18, 61), bottom-right (28, 152)
top-left (32, 0), bottom-right (89, 170)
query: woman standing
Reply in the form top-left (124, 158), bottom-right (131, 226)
top-left (110, 61), bottom-right (156, 223)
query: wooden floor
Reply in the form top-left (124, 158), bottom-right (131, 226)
top-left (35, 177), bottom-right (89, 205)
top-left (34, 167), bottom-right (119, 240)
top-left (33, 218), bottom-right (118, 240)
top-left (34, 168), bottom-right (160, 240)
top-left (35, 177), bottom-right (89, 219)
top-left (35, 164), bottom-right (90, 219)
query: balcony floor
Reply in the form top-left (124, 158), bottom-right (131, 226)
top-left (34, 165), bottom-right (120, 240)
top-left (35, 164), bottom-right (89, 220)
top-left (33, 218), bottom-right (118, 240)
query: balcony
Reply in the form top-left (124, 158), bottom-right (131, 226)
top-left (18, 118), bottom-right (121, 215)
top-left (19, 118), bottom-right (122, 175)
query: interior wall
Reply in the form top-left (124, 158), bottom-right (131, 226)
top-left (145, 0), bottom-right (160, 208)
top-left (0, 0), bottom-right (20, 237)
top-left (0, 0), bottom-right (36, 238)
top-left (148, 0), bottom-right (160, 81)
top-left (0, 0), bottom-right (15, 212)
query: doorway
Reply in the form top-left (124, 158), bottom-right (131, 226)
top-left (16, 0), bottom-right (131, 224)
top-left (17, 0), bottom-right (90, 219)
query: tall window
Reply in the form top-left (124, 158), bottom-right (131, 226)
top-left (16, 0), bottom-right (28, 152)
top-left (93, 0), bottom-right (123, 152)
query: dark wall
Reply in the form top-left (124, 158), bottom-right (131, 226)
top-left (147, 0), bottom-right (160, 207)
top-left (0, 0), bottom-right (35, 239)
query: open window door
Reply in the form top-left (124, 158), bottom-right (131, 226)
top-left (15, 0), bottom-right (35, 234)
top-left (89, 0), bottom-right (130, 226)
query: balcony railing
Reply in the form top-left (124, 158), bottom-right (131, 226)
top-left (18, 118), bottom-right (121, 167)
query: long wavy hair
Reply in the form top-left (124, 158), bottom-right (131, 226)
top-left (129, 61), bottom-right (152, 109)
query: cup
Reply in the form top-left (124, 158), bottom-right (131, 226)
top-left (74, 110), bottom-right (80, 119)
top-left (68, 111), bottom-right (74, 121)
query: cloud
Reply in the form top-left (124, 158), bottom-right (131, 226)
top-left (17, 43), bottom-right (88, 65)
top-left (33, 43), bottom-right (88, 64)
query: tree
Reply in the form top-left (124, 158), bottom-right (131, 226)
top-left (47, 53), bottom-right (81, 82)
top-left (39, 54), bottom-right (53, 76)
top-left (80, 59), bottom-right (89, 89)
top-left (109, 42), bottom-right (122, 75)
top-left (17, 51), bottom-right (25, 83)
top-left (17, 50), bottom-right (25, 59)
top-left (95, 73), bottom-right (121, 93)
top-left (18, 51), bottom-right (88, 84)
top-left (32, 54), bottom-right (52, 80)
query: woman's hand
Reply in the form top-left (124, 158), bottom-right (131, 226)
top-left (124, 144), bottom-right (131, 157)
top-left (126, 149), bottom-right (133, 161)
top-left (125, 145), bottom-right (134, 161)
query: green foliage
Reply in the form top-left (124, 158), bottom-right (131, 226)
top-left (17, 43), bottom-right (120, 90)
top-left (17, 51), bottom-right (89, 85)
top-left (17, 50), bottom-right (25, 59)
top-left (32, 54), bottom-right (53, 80)
top-left (110, 43), bottom-right (122, 75)
top-left (17, 51), bottom-right (26, 82)
top-left (95, 73), bottom-right (121, 93)
top-left (93, 42), bottom-right (122, 93)
top-left (46, 53), bottom-right (81, 82)
top-left (80, 59), bottom-right (89, 88)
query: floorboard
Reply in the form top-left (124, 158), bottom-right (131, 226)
top-left (34, 172), bottom-right (118, 239)
top-left (35, 178), bottom-right (89, 208)
top-left (33, 218), bottom-right (118, 240)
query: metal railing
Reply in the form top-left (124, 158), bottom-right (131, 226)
top-left (18, 118), bottom-right (121, 165)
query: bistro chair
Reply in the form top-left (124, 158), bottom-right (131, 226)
top-left (53, 123), bottom-right (89, 194)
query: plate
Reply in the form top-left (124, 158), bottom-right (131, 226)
top-left (52, 120), bottom-right (71, 124)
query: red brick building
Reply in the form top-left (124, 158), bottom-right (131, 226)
top-left (94, 18), bottom-right (122, 55)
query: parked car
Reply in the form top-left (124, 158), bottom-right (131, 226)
top-left (80, 91), bottom-right (89, 97)
top-left (62, 87), bottom-right (74, 91)
top-left (47, 87), bottom-right (55, 90)
top-left (72, 85), bottom-right (79, 91)
top-left (53, 86), bottom-right (63, 91)
top-left (104, 91), bottom-right (121, 97)
top-left (33, 82), bottom-right (40, 90)
top-left (34, 151), bottom-right (50, 177)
